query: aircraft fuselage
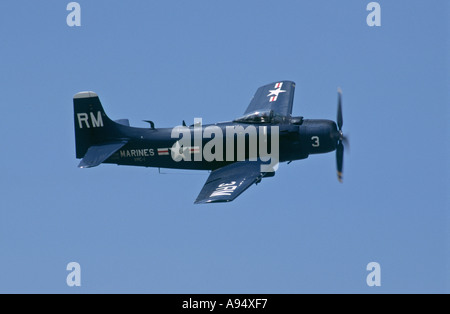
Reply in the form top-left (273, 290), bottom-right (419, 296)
top-left (101, 119), bottom-right (338, 171)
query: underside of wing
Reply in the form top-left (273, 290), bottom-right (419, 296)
top-left (243, 81), bottom-right (296, 117)
top-left (78, 141), bottom-right (128, 168)
top-left (194, 160), bottom-right (276, 204)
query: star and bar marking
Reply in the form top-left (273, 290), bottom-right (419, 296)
top-left (157, 143), bottom-right (200, 157)
top-left (267, 82), bottom-right (286, 102)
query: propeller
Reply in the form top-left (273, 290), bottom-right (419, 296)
top-left (335, 88), bottom-right (348, 183)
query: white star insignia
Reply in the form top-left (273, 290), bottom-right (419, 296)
top-left (170, 141), bottom-right (190, 161)
top-left (267, 87), bottom-right (286, 98)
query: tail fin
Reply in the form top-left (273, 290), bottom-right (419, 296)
top-left (73, 91), bottom-right (120, 158)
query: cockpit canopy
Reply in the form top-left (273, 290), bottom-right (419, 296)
top-left (234, 110), bottom-right (283, 124)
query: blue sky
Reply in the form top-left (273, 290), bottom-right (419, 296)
top-left (0, 1), bottom-right (448, 293)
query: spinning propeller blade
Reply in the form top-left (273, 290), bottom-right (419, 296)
top-left (335, 88), bottom-right (348, 183)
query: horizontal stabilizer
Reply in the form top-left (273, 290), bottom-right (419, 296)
top-left (115, 119), bottom-right (130, 126)
top-left (78, 141), bottom-right (128, 168)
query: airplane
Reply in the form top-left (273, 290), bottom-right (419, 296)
top-left (73, 81), bottom-right (348, 204)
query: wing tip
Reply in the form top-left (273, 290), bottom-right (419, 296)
top-left (194, 199), bottom-right (233, 205)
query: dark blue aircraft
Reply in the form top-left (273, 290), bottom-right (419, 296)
top-left (74, 81), bottom-right (347, 204)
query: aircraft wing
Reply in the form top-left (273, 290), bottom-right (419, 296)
top-left (194, 160), bottom-right (275, 204)
top-left (243, 81), bottom-right (296, 117)
top-left (78, 141), bottom-right (128, 168)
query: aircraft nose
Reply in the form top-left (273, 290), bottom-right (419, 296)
top-left (301, 119), bottom-right (340, 154)
top-left (330, 121), bottom-right (340, 143)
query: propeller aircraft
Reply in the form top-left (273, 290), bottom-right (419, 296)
top-left (73, 81), bottom-right (348, 203)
